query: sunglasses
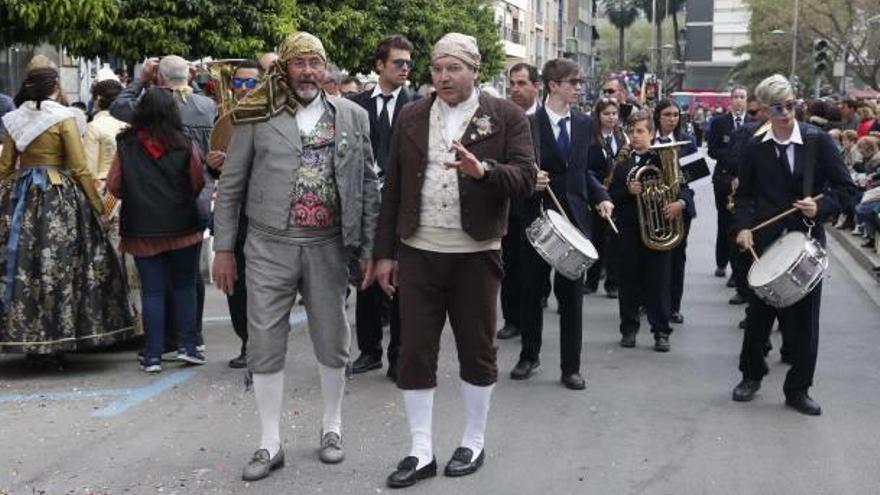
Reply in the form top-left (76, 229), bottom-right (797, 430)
top-left (747, 109), bottom-right (760, 116)
top-left (768, 100), bottom-right (797, 116)
top-left (602, 88), bottom-right (617, 95)
top-left (392, 59), bottom-right (414, 69)
top-left (231, 77), bottom-right (258, 89)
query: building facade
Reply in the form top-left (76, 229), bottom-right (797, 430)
top-left (684, 0), bottom-right (750, 90)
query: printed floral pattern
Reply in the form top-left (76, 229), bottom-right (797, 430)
top-left (0, 170), bottom-right (137, 354)
top-left (291, 110), bottom-right (340, 227)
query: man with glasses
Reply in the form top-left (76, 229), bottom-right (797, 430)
top-left (339, 76), bottom-right (361, 98)
top-left (511, 58), bottom-right (613, 390)
top-left (349, 35), bottom-right (421, 383)
top-left (600, 74), bottom-right (639, 122)
top-left (731, 74), bottom-right (855, 416)
top-left (212, 32), bottom-right (380, 480)
top-left (374, 33), bottom-right (535, 487)
top-left (203, 59), bottom-right (262, 369)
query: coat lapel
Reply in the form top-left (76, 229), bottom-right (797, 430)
top-left (266, 110), bottom-right (302, 153)
top-left (536, 107), bottom-right (560, 166)
top-left (402, 97), bottom-right (430, 157)
top-left (460, 93), bottom-right (499, 148)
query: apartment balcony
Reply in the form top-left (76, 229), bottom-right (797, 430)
top-left (500, 26), bottom-right (527, 58)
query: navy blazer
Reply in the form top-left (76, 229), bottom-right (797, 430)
top-left (652, 133), bottom-right (698, 219)
top-left (707, 112), bottom-right (737, 186)
top-left (732, 121), bottom-right (857, 252)
top-left (525, 107), bottom-right (610, 239)
top-left (349, 87), bottom-right (421, 173)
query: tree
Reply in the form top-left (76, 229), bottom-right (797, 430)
top-left (0, 0), bottom-right (118, 50)
top-left (71, 0), bottom-right (296, 62)
top-left (735, 0), bottom-right (880, 91)
top-left (297, 0), bottom-right (504, 84)
top-left (602, 0), bottom-right (640, 68)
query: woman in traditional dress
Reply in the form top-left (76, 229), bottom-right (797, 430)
top-left (0, 67), bottom-right (135, 363)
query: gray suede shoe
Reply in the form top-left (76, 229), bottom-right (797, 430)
top-left (319, 431), bottom-right (345, 464)
top-left (242, 448), bottom-right (285, 481)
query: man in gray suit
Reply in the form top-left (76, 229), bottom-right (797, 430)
top-left (212, 32), bottom-right (380, 482)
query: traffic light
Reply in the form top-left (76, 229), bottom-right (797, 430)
top-left (813, 39), bottom-right (829, 75)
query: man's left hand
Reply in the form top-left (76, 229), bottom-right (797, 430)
top-left (793, 197), bottom-right (818, 218)
top-left (206, 150), bottom-right (226, 171)
top-left (359, 258), bottom-right (375, 291)
top-left (445, 140), bottom-right (484, 179)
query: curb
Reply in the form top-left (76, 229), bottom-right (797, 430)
top-left (828, 226), bottom-right (880, 276)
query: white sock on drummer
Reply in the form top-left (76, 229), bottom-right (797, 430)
top-left (253, 371), bottom-right (284, 458)
top-left (318, 363), bottom-right (346, 436)
top-left (460, 381), bottom-right (494, 459)
top-left (403, 388), bottom-right (435, 469)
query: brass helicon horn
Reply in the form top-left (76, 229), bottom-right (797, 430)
top-left (202, 59), bottom-right (244, 152)
top-left (627, 140), bottom-right (689, 251)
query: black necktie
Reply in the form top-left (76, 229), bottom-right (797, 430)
top-left (378, 94), bottom-right (393, 131)
top-left (775, 143), bottom-right (791, 174)
top-left (605, 135), bottom-right (613, 154)
top-left (557, 117), bottom-right (571, 160)
top-left (734, 114), bottom-right (743, 129)
top-left (659, 137), bottom-right (671, 144)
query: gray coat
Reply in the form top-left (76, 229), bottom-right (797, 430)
top-left (212, 96), bottom-right (380, 258)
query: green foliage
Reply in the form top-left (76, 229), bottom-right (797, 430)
top-left (0, 0), bottom-right (118, 49)
top-left (297, 0), bottom-right (504, 84)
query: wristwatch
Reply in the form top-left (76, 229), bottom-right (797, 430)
top-left (479, 160), bottom-right (495, 180)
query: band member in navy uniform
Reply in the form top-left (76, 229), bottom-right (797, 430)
top-left (610, 110), bottom-right (693, 352)
top-left (731, 75), bottom-right (855, 416)
top-left (652, 99), bottom-right (697, 325)
top-left (707, 86), bottom-right (748, 282)
top-left (585, 98), bottom-right (627, 299)
top-left (511, 59), bottom-right (614, 390)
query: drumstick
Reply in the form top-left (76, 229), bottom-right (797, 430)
top-left (748, 246), bottom-right (759, 263)
top-left (533, 163), bottom-right (571, 222)
top-left (605, 215), bottom-right (619, 235)
top-left (749, 194), bottom-right (824, 233)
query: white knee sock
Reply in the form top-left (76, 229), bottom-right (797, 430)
top-left (460, 381), bottom-right (494, 459)
top-left (402, 389), bottom-right (435, 469)
top-left (318, 363), bottom-right (346, 436)
top-left (253, 371), bottom-right (284, 457)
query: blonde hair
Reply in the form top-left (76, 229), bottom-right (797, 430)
top-left (857, 136), bottom-right (879, 157)
top-left (857, 105), bottom-right (875, 119)
top-left (754, 74), bottom-right (793, 106)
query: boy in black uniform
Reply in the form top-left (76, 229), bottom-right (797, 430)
top-left (609, 110), bottom-right (694, 352)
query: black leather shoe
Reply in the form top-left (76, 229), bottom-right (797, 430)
top-left (561, 372), bottom-right (586, 390)
top-left (387, 456), bottom-right (437, 488)
top-left (714, 267), bottom-right (726, 277)
top-left (583, 284), bottom-right (598, 294)
top-left (605, 287), bottom-right (618, 299)
top-left (654, 334), bottom-right (670, 352)
top-left (670, 312), bottom-right (684, 324)
top-left (444, 447), bottom-right (484, 477)
top-left (732, 379), bottom-right (761, 402)
top-left (228, 352), bottom-right (247, 369)
top-left (785, 392), bottom-right (822, 416)
top-left (510, 358), bottom-right (540, 380)
top-left (351, 353), bottom-right (382, 374)
top-left (726, 275), bottom-right (737, 288)
top-left (729, 293), bottom-right (747, 305)
top-left (620, 332), bottom-right (636, 348)
top-left (496, 324), bottom-right (520, 340)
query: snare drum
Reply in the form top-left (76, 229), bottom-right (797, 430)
top-left (747, 232), bottom-right (828, 308)
top-left (526, 210), bottom-right (598, 280)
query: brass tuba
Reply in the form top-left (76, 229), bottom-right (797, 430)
top-left (628, 141), bottom-right (688, 251)
top-left (203, 59), bottom-right (244, 152)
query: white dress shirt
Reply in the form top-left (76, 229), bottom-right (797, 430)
top-left (762, 122), bottom-right (803, 173)
top-left (295, 95), bottom-right (327, 134)
top-left (371, 85), bottom-right (403, 122)
top-left (544, 104), bottom-right (571, 141)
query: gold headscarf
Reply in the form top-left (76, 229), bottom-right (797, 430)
top-left (231, 31), bottom-right (326, 124)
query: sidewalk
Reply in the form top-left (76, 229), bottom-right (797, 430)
top-left (827, 221), bottom-right (880, 282)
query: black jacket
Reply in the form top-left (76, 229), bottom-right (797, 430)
top-left (525, 107), bottom-right (611, 239)
top-left (349, 86), bottom-right (421, 175)
top-left (608, 150), bottom-right (694, 230)
top-left (732, 121), bottom-right (856, 251)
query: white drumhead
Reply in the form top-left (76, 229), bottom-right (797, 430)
top-left (546, 210), bottom-right (599, 259)
top-left (749, 232), bottom-right (808, 286)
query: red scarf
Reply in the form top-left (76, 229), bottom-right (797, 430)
top-left (137, 129), bottom-right (166, 160)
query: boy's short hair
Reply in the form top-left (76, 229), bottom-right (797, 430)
top-left (626, 109), bottom-right (654, 133)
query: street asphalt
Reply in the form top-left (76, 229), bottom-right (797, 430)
top-left (2, 158), bottom-right (879, 495)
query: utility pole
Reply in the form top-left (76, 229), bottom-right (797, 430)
top-left (790, 0), bottom-right (799, 84)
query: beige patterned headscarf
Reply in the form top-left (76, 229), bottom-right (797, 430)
top-left (232, 31), bottom-right (327, 124)
top-left (431, 33), bottom-right (481, 69)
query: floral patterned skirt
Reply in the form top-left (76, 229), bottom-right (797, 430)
top-left (0, 167), bottom-right (137, 354)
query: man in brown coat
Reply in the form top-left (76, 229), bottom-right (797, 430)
top-left (373, 33), bottom-right (536, 488)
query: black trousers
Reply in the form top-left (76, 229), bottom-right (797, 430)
top-left (226, 234), bottom-right (248, 353)
top-left (355, 282), bottom-right (401, 362)
top-left (519, 238), bottom-right (584, 374)
top-left (617, 226), bottom-right (672, 336)
top-left (713, 185), bottom-right (734, 270)
top-left (671, 217), bottom-right (691, 314)
top-left (739, 284), bottom-right (821, 394)
top-left (585, 211), bottom-right (618, 292)
top-left (500, 210), bottom-right (523, 327)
